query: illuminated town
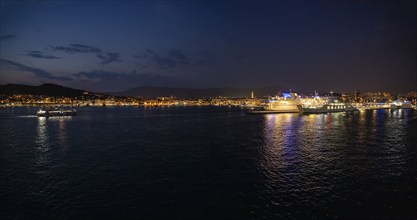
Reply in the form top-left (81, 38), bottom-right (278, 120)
top-left (1, 89), bottom-right (416, 109)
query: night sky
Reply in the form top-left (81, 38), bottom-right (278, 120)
top-left (1, 0), bottom-right (416, 93)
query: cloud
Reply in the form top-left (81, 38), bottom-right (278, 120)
top-left (74, 70), bottom-right (131, 80)
top-left (167, 49), bottom-right (191, 64)
top-left (73, 69), bottom-right (176, 85)
top-left (23, 50), bottom-right (61, 59)
top-left (0, 58), bottom-right (72, 81)
top-left (134, 48), bottom-right (198, 69)
top-left (0, 34), bottom-right (16, 41)
top-left (145, 49), bottom-right (178, 68)
top-left (50, 43), bottom-right (121, 65)
top-left (96, 52), bottom-right (121, 65)
top-left (50, 43), bottom-right (102, 54)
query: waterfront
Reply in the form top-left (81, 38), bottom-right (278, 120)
top-left (1, 107), bottom-right (416, 219)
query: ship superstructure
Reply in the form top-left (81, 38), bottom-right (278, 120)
top-left (36, 106), bottom-right (77, 117)
top-left (297, 96), bottom-right (358, 114)
top-left (249, 92), bottom-right (301, 114)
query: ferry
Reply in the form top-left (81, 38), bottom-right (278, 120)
top-left (36, 107), bottom-right (77, 117)
top-left (390, 100), bottom-right (413, 109)
top-left (361, 102), bottom-right (391, 110)
top-left (248, 92), bottom-right (301, 114)
top-left (297, 98), bottom-right (358, 114)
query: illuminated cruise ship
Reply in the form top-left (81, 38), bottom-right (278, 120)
top-left (249, 92), bottom-right (302, 114)
top-left (297, 97), bottom-right (358, 114)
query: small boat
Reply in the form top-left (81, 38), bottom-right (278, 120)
top-left (36, 107), bottom-right (77, 117)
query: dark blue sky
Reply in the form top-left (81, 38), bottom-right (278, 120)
top-left (1, 0), bottom-right (416, 93)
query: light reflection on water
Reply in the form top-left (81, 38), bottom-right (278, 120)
top-left (35, 117), bottom-right (50, 167)
top-left (53, 117), bottom-right (71, 154)
top-left (258, 110), bottom-right (416, 217)
top-left (36, 117), bottom-right (72, 166)
top-left (0, 107), bottom-right (415, 219)
top-left (261, 114), bottom-right (300, 172)
top-left (260, 110), bottom-right (413, 177)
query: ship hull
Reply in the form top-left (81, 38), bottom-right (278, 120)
top-left (247, 109), bottom-right (299, 114)
top-left (297, 105), bottom-right (358, 114)
top-left (390, 104), bottom-right (413, 109)
top-left (36, 109), bottom-right (77, 117)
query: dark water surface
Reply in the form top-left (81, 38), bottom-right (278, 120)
top-left (1, 107), bottom-right (416, 219)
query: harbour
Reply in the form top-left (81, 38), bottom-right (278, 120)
top-left (247, 91), bottom-right (415, 114)
top-left (1, 0), bottom-right (416, 218)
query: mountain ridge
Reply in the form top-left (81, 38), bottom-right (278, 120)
top-left (0, 83), bottom-right (106, 98)
top-left (112, 85), bottom-right (286, 98)
top-left (0, 83), bottom-right (287, 98)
